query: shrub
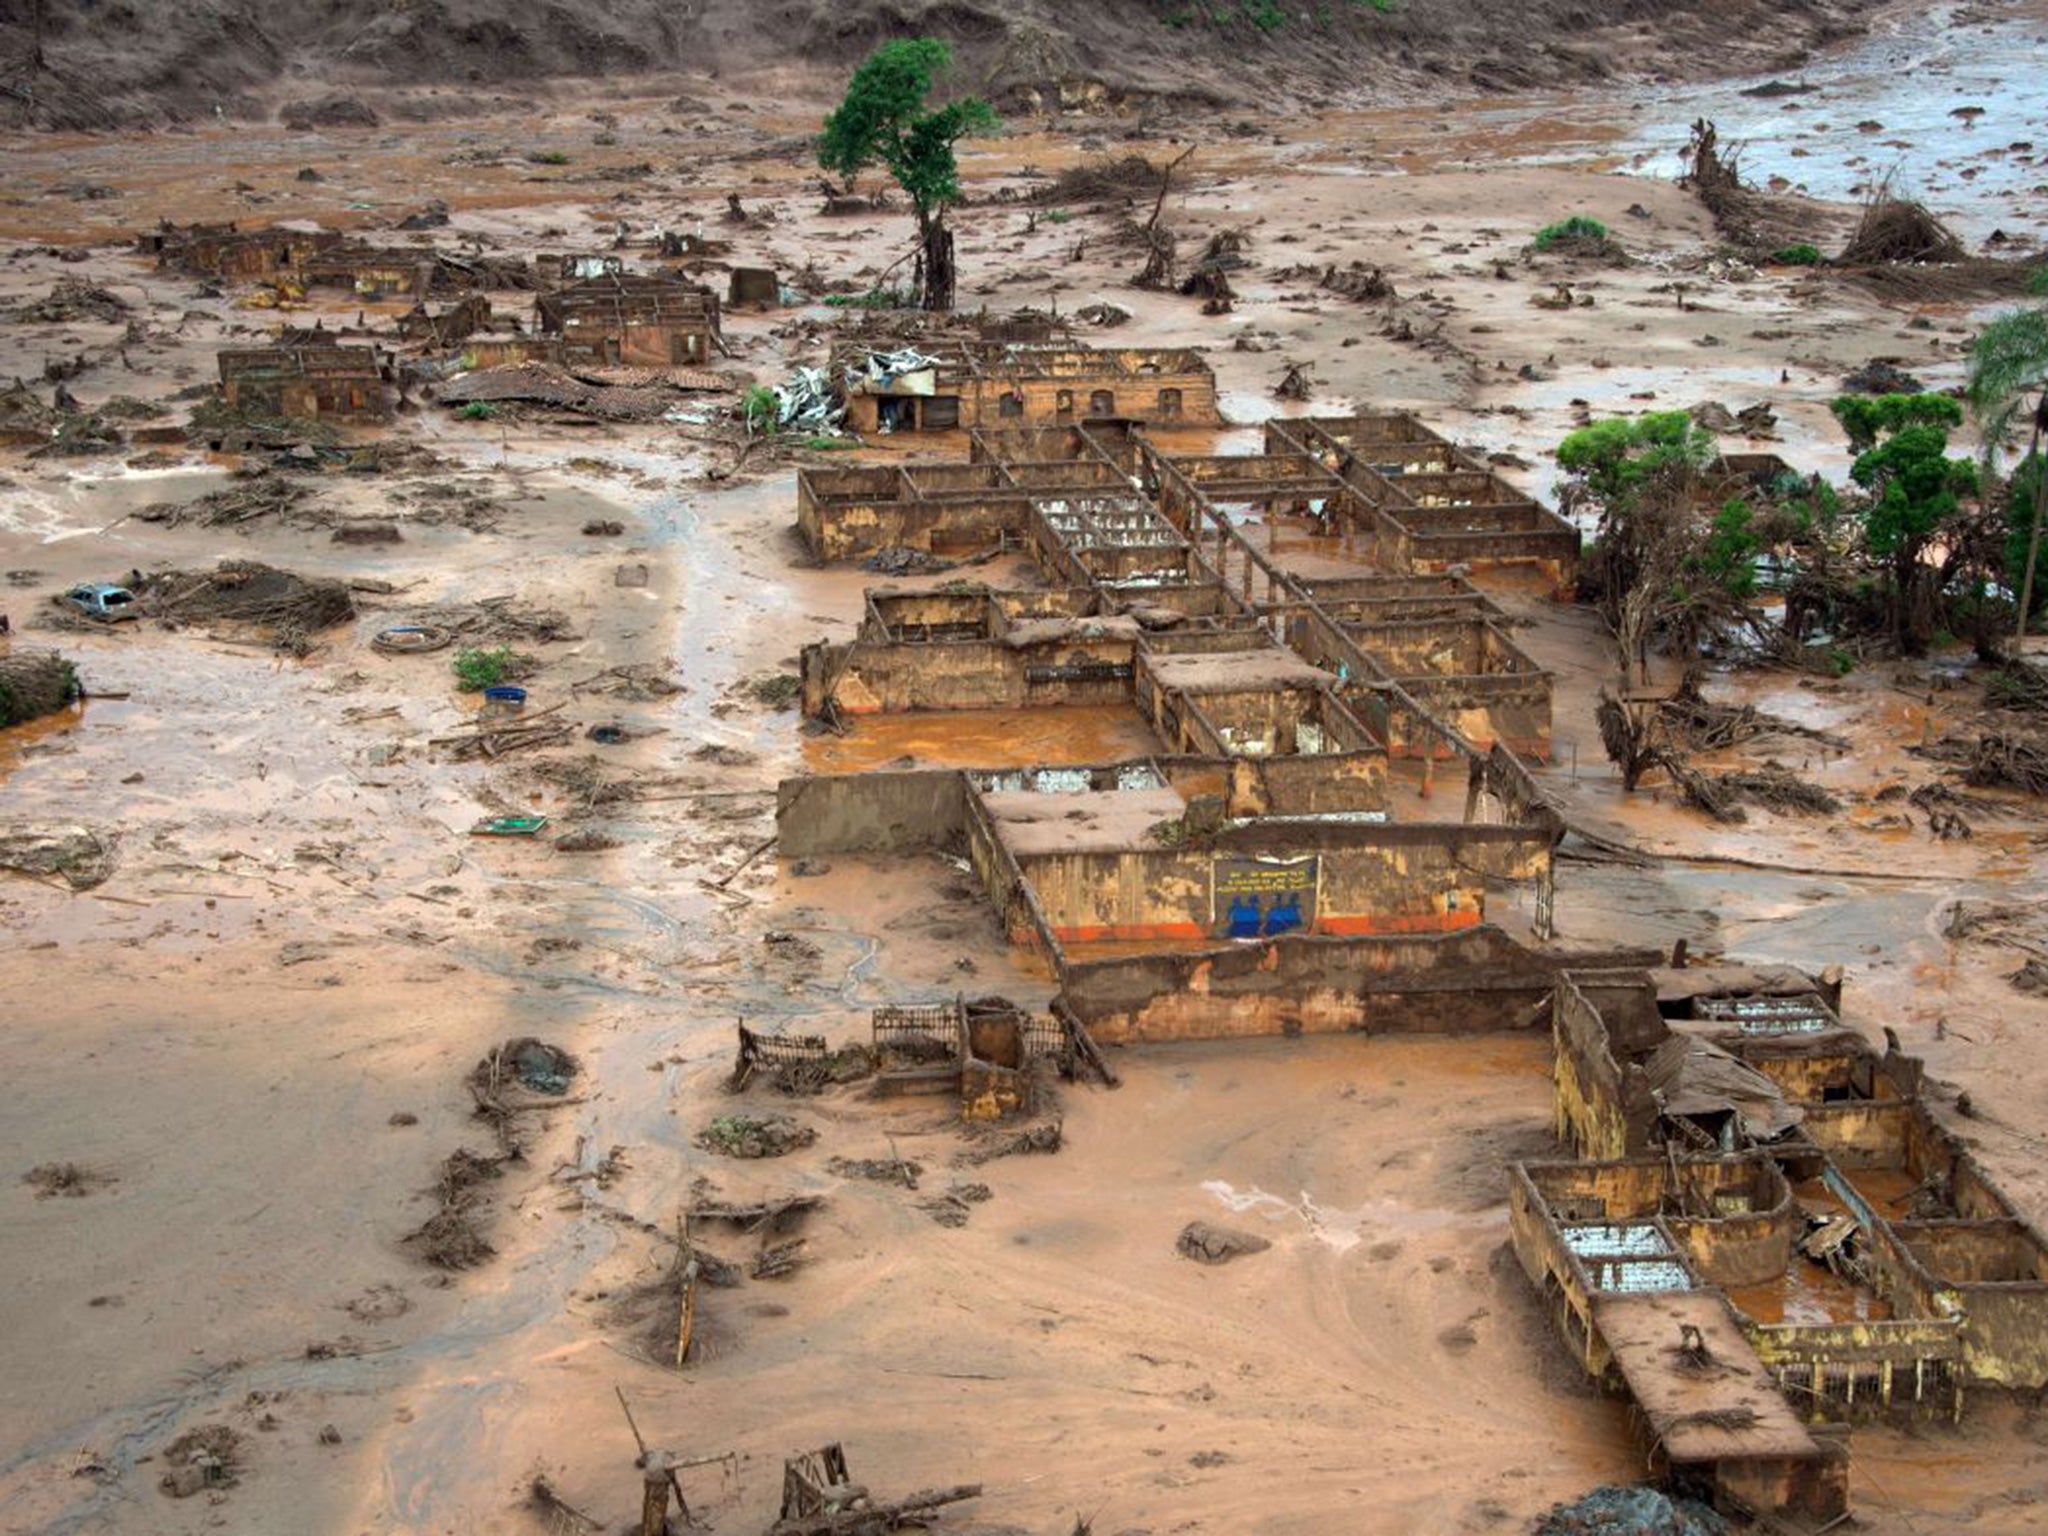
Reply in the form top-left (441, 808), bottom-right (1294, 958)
top-left (453, 647), bottom-right (522, 692)
top-left (1773, 244), bottom-right (1824, 266)
top-left (529, 150), bottom-right (570, 166)
top-left (748, 673), bottom-right (802, 708)
top-left (458, 401), bottom-right (497, 421)
top-left (822, 287), bottom-right (909, 309)
top-left (1534, 215), bottom-right (1611, 251)
top-left (741, 385), bottom-right (778, 432)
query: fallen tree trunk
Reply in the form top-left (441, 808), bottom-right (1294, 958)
top-left (769, 1483), bottom-right (982, 1536)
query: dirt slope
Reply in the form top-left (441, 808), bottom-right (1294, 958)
top-left (1, 0), bottom-right (1883, 129)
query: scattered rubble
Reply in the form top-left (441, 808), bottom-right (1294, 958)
top-left (0, 824), bottom-right (118, 889)
top-left (1533, 1486), bottom-right (1727, 1536)
top-left (158, 1426), bottom-right (244, 1500)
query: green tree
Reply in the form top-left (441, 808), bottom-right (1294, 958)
top-left (1830, 393), bottom-right (1978, 654)
top-left (1557, 411), bottom-right (1754, 686)
top-left (818, 39), bottom-right (999, 312)
top-left (1966, 282), bottom-right (2048, 640)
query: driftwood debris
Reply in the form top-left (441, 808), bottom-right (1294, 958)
top-left (1052, 999), bottom-right (1120, 1088)
top-left (430, 700), bottom-right (576, 760)
top-left (774, 1442), bottom-right (980, 1536)
top-left (1841, 181), bottom-right (1966, 267)
top-left (770, 1484), bottom-right (982, 1536)
top-left (690, 1193), bottom-right (826, 1231)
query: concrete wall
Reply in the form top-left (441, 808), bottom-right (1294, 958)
top-left (776, 770), bottom-right (967, 857)
top-left (806, 633), bottom-right (1135, 716)
top-left (1013, 820), bottom-right (1547, 947)
top-left (1056, 926), bottom-right (1654, 1043)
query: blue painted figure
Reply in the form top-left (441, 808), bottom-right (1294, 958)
top-left (1226, 895), bottom-right (1263, 939)
top-left (1263, 894), bottom-right (1303, 937)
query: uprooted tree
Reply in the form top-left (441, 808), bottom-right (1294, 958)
top-left (818, 39), bottom-right (998, 312)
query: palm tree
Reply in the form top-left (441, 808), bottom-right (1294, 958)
top-left (1967, 279), bottom-right (2048, 643)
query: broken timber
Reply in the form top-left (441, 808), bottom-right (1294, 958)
top-left (769, 1485), bottom-right (982, 1536)
top-left (1052, 997), bottom-right (1120, 1088)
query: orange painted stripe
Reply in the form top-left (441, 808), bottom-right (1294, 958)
top-left (1035, 911), bottom-right (1483, 944)
top-left (1315, 909), bottom-right (1483, 936)
top-left (1049, 922), bottom-right (1211, 944)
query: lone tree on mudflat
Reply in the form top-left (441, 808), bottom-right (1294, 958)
top-left (818, 38), bottom-right (998, 312)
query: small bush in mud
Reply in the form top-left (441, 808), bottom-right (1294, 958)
top-left (1533, 215), bottom-right (1612, 252)
top-left (748, 672), bottom-right (802, 708)
top-left (741, 385), bottom-right (778, 433)
top-left (458, 401), bottom-right (498, 421)
top-left (1773, 244), bottom-right (1824, 266)
top-left (696, 1114), bottom-right (817, 1159)
top-left (529, 150), bottom-right (571, 166)
top-left (452, 646), bottom-right (533, 692)
top-left (822, 288), bottom-right (909, 310)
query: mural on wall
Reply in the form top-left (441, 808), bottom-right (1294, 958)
top-left (1215, 855), bottom-right (1317, 940)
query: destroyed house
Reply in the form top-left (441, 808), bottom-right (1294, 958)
top-left (1511, 964), bottom-right (2048, 1522)
top-left (302, 245), bottom-right (440, 299)
top-left (535, 276), bottom-right (720, 367)
top-left (536, 253), bottom-right (626, 285)
top-left (397, 296), bottom-right (494, 348)
top-left (795, 419), bottom-right (1564, 756)
top-left (833, 342), bottom-right (1219, 434)
top-left (147, 224), bottom-right (344, 281)
top-left (217, 345), bottom-right (389, 424)
top-left (1266, 415), bottom-right (1581, 586)
top-left (799, 424), bottom-right (1558, 757)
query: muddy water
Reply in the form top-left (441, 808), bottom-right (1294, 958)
top-left (804, 703), bottom-right (1163, 773)
top-left (1607, 2), bottom-right (2048, 244)
top-left (1297, 2), bottom-right (2048, 246)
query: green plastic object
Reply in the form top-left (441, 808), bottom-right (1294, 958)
top-left (471, 814), bottom-right (549, 837)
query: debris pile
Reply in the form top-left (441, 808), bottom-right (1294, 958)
top-left (430, 701), bottom-right (574, 761)
top-left (158, 1425), bottom-right (243, 1500)
top-left (2, 278), bottom-right (130, 324)
top-left (774, 365), bottom-right (844, 434)
top-left (403, 1147), bottom-right (506, 1270)
top-left (1533, 1486), bottom-right (1728, 1536)
top-left (1840, 187), bottom-right (1966, 266)
top-left (0, 823), bottom-right (118, 888)
top-left (136, 475), bottom-right (318, 530)
top-left (1035, 155), bottom-right (1168, 204)
top-left (139, 562), bottom-right (355, 646)
top-left (0, 650), bottom-right (80, 727)
top-left (437, 363), bottom-right (676, 423)
top-left (1320, 262), bottom-right (1395, 302)
top-left (1175, 1220), bottom-right (1271, 1265)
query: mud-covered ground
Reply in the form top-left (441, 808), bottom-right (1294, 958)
top-left (2, 6), bottom-right (2048, 1534)
top-left (2, 0), bottom-right (1887, 129)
